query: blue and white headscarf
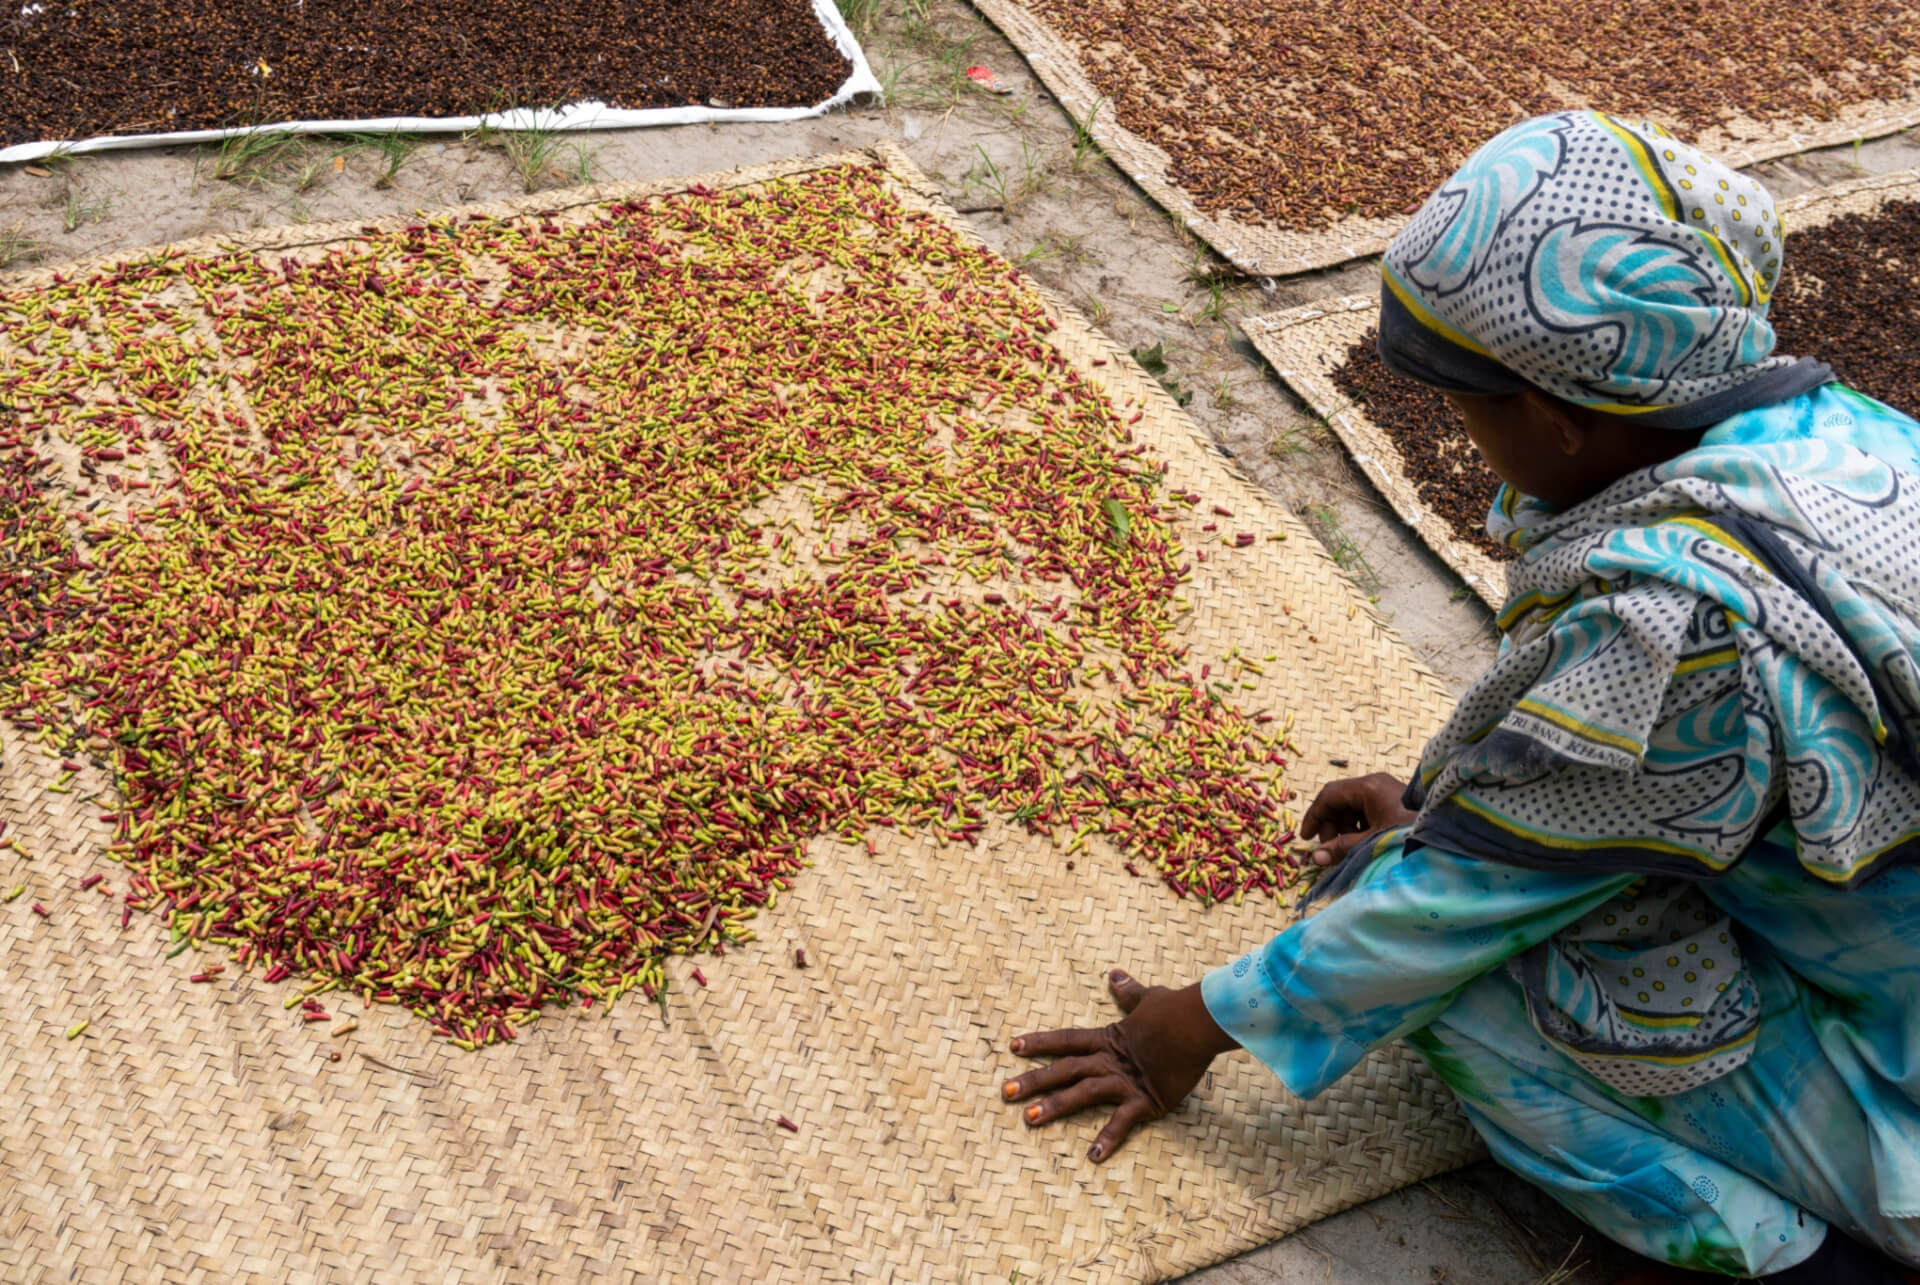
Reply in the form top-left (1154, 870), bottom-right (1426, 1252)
top-left (1378, 111), bottom-right (1829, 429)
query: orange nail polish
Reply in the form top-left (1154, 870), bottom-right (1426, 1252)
top-left (1003, 1080), bottom-right (1019, 1100)
top-left (1025, 1104), bottom-right (1042, 1124)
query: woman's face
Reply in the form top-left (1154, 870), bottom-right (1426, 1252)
top-left (1442, 388), bottom-right (1582, 509)
top-left (1441, 388), bottom-right (1705, 512)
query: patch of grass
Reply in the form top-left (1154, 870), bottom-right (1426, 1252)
top-left (0, 222), bottom-right (46, 269)
top-left (1208, 371), bottom-right (1243, 411)
top-left (1012, 234), bottom-right (1095, 272)
top-left (206, 129), bottom-right (303, 185)
top-left (565, 142), bottom-right (598, 187)
top-left (59, 188), bottom-right (111, 233)
top-left (966, 145), bottom-right (1010, 209)
top-left (1013, 134), bottom-right (1049, 205)
top-left (503, 130), bottom-right (569, 193)
top-left (905, 21), bottom-right (985, 106)
top-left (1198, 277), bottom-right (1232, 323)
top-left (1043, 232), bottom-right (1097, 267)
top-left (1270, 403), bottom-right (1342, 458)
top-left (1085, 295), bottom-right (1112, 326)
top-left (1180, 244), bottom-right (1233, 288)
top-left (936, 30), bottom-right (988, 100)
top-left (476, 118), bottom-right (598, 194)
top-left (834, 0), bottom-right (885, 37)
top-left (1130, 341), bottom-right (1193, 408)
top-left (872, 50), bottom-right (913, 103)
top-left (343, 133), bottom-right (418, 190)
top-left (38, 156), bottom-right (112, 233)
top-left (1069, 101), bottom-right (1104, 173)
top-left (1306, 505), bottom-right (1382, 595)
top-left (289, 151), bottom-right (332, 194)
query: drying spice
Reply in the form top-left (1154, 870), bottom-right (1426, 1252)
top-left (1412, 2), bottom-right (1920, 144)
top-left (1023, 0), bottom-right (1920, 231)
top-left (1327, 331), bottom-right (1515, 563)
top-left (1769, 199), bottom-right (1920, 417)
top-left (0, 0), bottom-right (853, 147)
top-left (0, 164), bottom-right (1299, 1047)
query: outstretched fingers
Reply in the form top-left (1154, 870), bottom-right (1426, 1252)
top-left (1009, 1025), bottom-right (1106, 1060)
top-left (1021, 1074), bottom-right (1131, 1127)
top-left (1002, 1053), bottom-right (1105, 1104)
top-left (1087, 1098), bottom-right (1154, 1163)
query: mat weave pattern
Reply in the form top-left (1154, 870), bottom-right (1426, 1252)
top-left (973, 0), bottom-right (1920, 279)
top-left (0, 144), bottom-right (1476, 1284)
top-left (1245, 168), bottom-right (1920, 613)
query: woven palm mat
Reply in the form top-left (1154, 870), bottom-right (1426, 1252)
top-left (0, 143), bottom-right (1476, 1283)
top-left (970, 0), bottom-right (1920, 279)
top-left (1244, 168), bottom-right (1920, 613)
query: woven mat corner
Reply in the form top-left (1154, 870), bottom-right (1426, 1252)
top-left (1244, 295), bottom-right (1512, 613)
top-left (972, 0), bottom-right (1920, 280)
top-left (0, 142), bottom-right (1481, 1284)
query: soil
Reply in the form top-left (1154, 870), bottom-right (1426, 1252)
top-left (0, 0), bottom-right (851, 146)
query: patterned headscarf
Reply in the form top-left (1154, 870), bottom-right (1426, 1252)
top-left (1378, 111), bottom-right (1829, 430)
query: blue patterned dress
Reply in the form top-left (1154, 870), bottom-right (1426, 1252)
top-left (1204, 386), bottom-right (1920, 1276)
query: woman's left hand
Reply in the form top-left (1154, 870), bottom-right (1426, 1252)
top-left (1301, 772), bottom-right (1416, 867)
top-left (1002, 969), bottom-right (1240, 1163)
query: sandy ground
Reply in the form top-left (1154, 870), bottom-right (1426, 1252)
top-left (4, 5), bottom-right (1919, 1280)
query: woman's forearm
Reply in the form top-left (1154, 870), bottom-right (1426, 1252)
top-left (1206, 839), bottom-right (1634, 1100)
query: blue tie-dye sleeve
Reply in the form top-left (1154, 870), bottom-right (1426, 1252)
top-left (1702, 383), bottom-right (1920, 475)
top-left (1202, 836), bottom-right (1633, 1100)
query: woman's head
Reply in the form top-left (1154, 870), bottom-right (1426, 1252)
top-left (1378, 112), bottom-right (1828, 506)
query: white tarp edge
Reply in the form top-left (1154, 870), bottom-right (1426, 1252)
top-left (0, 0), bottom-right (882, 164)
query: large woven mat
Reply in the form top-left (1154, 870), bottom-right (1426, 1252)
top-left (0, 144), bottom-right (1476, 1284)
top-left (1245, 168), bottom-right (1920, 614)
top-left (972, 0), bottom-right (1920, 278)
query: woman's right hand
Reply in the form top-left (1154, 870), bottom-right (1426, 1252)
top-left (1301, 773), bottom-right (1416, 867)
